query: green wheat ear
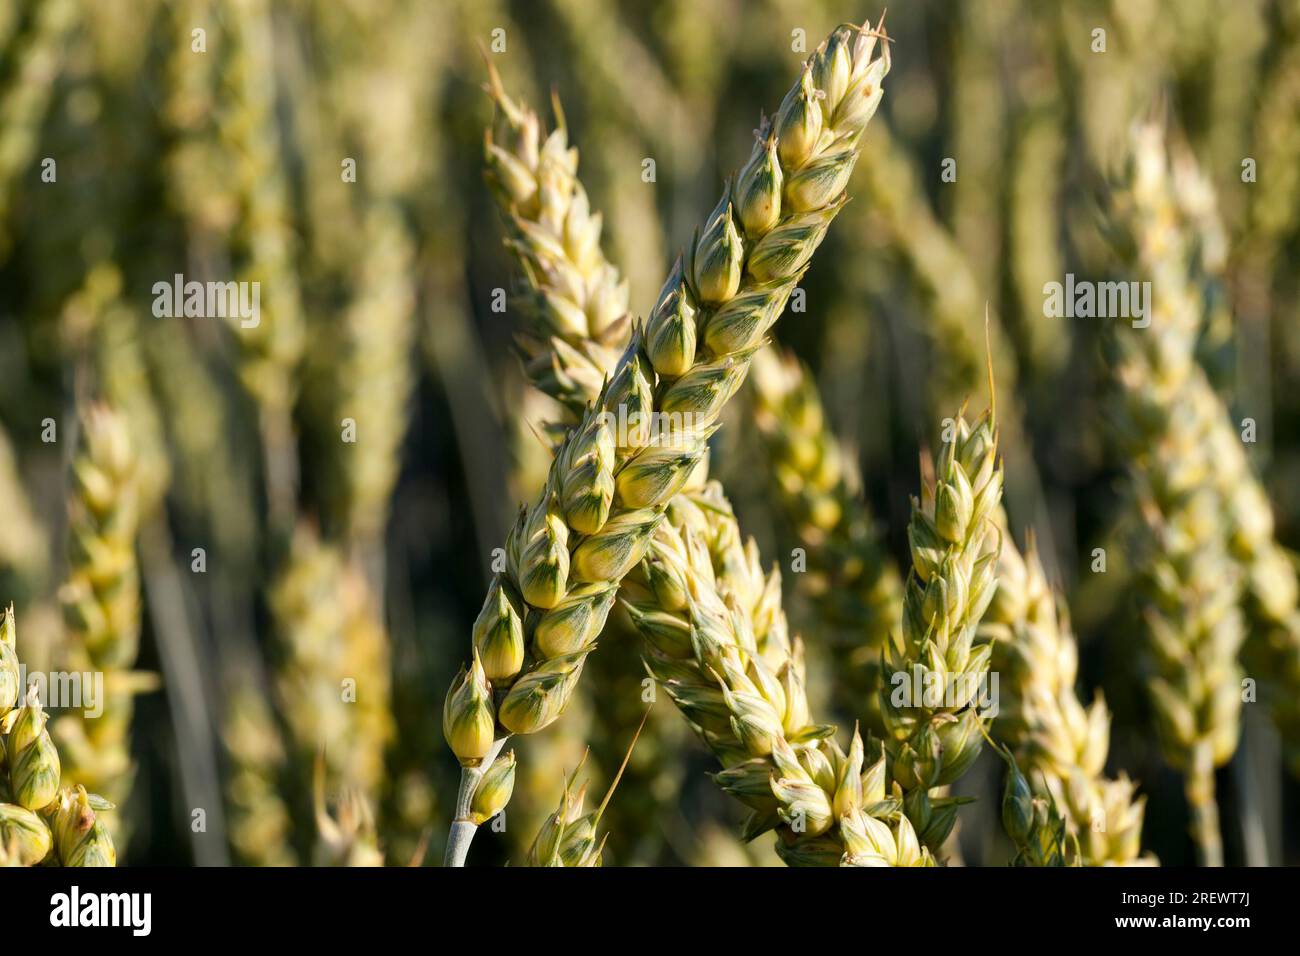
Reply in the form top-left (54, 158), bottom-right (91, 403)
top-left (447, 14), bottom-right (893, 868)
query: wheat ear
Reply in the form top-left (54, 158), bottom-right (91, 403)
top-left (525, 712), bottom-right (645, 866)
top-left (1160, 126), bottom-right (1300, 777)
top-left (1106, 121), bottom-right (1245, 866)
top-left (481, 57), bottom-right (632, 414)
top-left (981, 513), bottom-right (1150, 865)
top-left (271, 526), bottom-right (393, 827)
top-left (445, 18), bottom-right (892, 866)
top-left (880, 403), bottom-right (1003, 856)
top-left (635, 483), bottom-right (931, 866)
top-left (54, 404), bottom-right (152, 846)
top-left (0, 604), bottom-right (117, 867)
top-left (483, 62), bottom-right (779, 863)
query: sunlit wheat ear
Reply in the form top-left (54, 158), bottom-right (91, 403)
top-left (446, 16), bottom-right (893, 867)
top-left (877, 404), bottom-right (1003, 857)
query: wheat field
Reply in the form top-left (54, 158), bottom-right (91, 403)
top-left (0, 0), bottom-right (1297, 870)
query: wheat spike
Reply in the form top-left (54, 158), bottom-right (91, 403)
top-left (445, 18), bottom-right (893, 866)
top-left (981, 513), bottom-right (1151, 865)
top-left (54, 404), bottom-right (151, 846)
top-left (271, 526), bottom-right (393, 821)
top-left (1106, 121), bottom-right (1245, 866)
top-left (880, 403), bottom-right (1003, 856)
top-left (0, 604), bottom-right (117, 867)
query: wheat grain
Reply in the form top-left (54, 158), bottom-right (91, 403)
top-left (46, 785), bottom-right (116, 868)
top-left (4, 684), bottom-right (61, 811)
top-left (0, 803), bottom-right (51, 866)
top-left (879, 402), bottom-right (1003, 857)
top-left (749, 346), bottom-right (903, 730)
top-left (446, 17), bottom-right (892, 866)
top-left (981, 512), bottom-right (1150, 865)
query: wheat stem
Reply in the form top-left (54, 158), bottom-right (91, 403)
top-left (1186, 746), bottom-right (1223, 868)
top-left (444, 736), bottom-right (508, 867)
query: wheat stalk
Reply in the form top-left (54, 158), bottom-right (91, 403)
top-left (879, 401), bottom-right (1003, 857)
top-left (445, 17), bottom-right (892, 866)
top-left (1106, 121), bottom-right (1245, 866)
top-left (749, 346), bottom-right (903, 729)
top-left (981, 511), bottom-right (1150, 865)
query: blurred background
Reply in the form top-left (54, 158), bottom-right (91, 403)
top-left (0, 0), bottom-right (1297, 865)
